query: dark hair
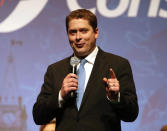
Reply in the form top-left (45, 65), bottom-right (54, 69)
top-left (66, 9), bottom-right (97, 32)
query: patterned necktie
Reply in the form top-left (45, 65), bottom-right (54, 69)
top-left (77, 59), bottom-right (86, 110)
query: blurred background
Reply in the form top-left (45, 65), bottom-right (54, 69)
top-left (0, 0), bottom-right (167, 130)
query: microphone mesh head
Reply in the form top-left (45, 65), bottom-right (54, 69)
top-left (70, 56), bottom-right (80, 67)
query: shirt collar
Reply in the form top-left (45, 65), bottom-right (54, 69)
top-left (85, 46), bottom-right (98, 65)
top-left (73, 46), bottom-right (99, 65)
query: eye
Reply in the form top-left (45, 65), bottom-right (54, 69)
top-left (80, 28), bottom-right (88, 33)
top-left (69, 30), bottom-right (77, 35)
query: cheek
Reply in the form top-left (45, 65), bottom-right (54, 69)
top-left (86, 35), bottom-right (96, 44)
top-left (83, 36), bottom-right (92, 44)
top-left (68, 37), bottom-right (75, 45)
top-left (68, 34), bottom-right (75, 41)
top-left (69, 37), bottom-right (73, 42)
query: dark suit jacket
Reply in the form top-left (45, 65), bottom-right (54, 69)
top-left (33, 48), bottom-right (139, 131)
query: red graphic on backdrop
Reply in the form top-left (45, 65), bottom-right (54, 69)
top-left (0, 0), bottom-right (14, 7)
top-left (0, 0), bottom-right (5, 7)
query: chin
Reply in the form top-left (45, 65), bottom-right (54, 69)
top-left (75, 51), bottom-right (87, 57)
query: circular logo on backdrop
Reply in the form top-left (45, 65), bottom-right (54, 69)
top-left (0, 0), bottom-right (48, 33)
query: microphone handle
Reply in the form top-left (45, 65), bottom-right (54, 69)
top-left (70, 65), bottom-right (77, 97)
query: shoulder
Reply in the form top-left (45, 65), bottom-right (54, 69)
top-left (98, 48), bottom-right (129, 64)
top-left (47, 56), bottom-right (71, 71)
top-left (98, 48), bottom-right (133, 78)
top-left (97, 48), bottom-right (132, 74)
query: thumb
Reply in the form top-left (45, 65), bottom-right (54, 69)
top-left (103, 77), bottom-right (108, 83)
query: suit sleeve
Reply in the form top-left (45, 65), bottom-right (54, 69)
top-left (110, 59), bottom-right (139, 122)
top-left (33, 65), bottom-right (60, 125)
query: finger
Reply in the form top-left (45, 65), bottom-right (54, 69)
top-left (63, 81), bottom-right (78, 88)
top-left (108, 78), bottom-right (117, 83)
top-left (62, 84), bottom-right (78, 94)
top-left (108, 82), bottom-right (116, 87)
top-left (103, 77), bottom-right (109, 88)
top-left (60, 85), bottom-right (77, 99)
top-left (68, 78), bottom-right (78, 83)
top-left (108, 81), bottom-right (119, 87)
top-left (110, 68), bottom-right (116, 79)
top-left (62, 87), bottom-right (77, 98)
top-left (103, 77), bottom-right (108, 83)
top-left (67, 87), bottom-right (78, 92)
top-left (71, 73), bottom-right (78, 79)
top-left (108, 85), bottom-right (119, 92)
top-left (67, 73), bottom-right (78, 79)
top-left (69, 82), bottom-right (78, 87)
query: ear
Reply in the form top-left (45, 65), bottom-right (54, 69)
top-left (95, 28), bottom-right (99, 39)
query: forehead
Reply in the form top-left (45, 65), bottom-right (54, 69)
top-left (68, 18), bottom-right (92, 29)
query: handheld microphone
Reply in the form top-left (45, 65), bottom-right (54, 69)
top-left (70, 56), bottom-right (80, 97)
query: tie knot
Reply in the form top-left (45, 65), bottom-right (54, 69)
top-left (80, 59), bottom-right (87, 66)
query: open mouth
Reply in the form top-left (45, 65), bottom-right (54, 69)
top-left (75, 43), bottom-right (85, 48)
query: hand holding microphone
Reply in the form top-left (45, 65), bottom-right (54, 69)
top-left (60, 56), bottom-right (80, 99)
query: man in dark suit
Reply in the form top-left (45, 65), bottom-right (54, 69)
top-left (33, 9), bottom-right (139, 131)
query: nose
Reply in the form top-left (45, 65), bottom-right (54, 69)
top-left (76, 32), bottom-right (81, 41)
